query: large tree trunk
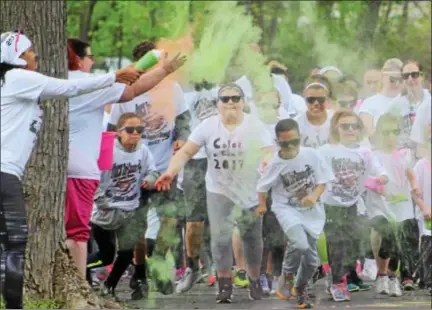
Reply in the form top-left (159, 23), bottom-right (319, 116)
top-left (0, 1), bottom-right (113, 308)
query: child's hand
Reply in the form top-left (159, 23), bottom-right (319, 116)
top-left (301, 195), bottom-right (317, 207)
top-left (255, 204), bottom-right (267, 216)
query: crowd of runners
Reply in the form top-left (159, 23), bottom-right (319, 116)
top-left (1, 29), bottom-right (431, 310)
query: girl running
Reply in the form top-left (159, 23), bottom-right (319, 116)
top-left (87, 113), bottom-right (160, 300)
top-left (366, 113), bottom-right (420, 296)
top-left (319, 110), bottom-right (388, 302)
top-left (155, 83), bottom-right (274, 303)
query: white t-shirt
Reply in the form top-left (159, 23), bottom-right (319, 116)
top-left (410, 97), bottom-right (431, 145)
top-left (414, 158), bottom-right (431, 236)
top-left (189, 114), bottom-right (273, 208)
top-left (102, 111), bottom-right (111, 131)
top-left (1, 68), bottom-right (116, 179)
top-left (256, 147), bottom-right (334, 238)
top-left (295, 110), bottom-right (333, 149)
top-left (386, 90), bottom-right (431, 149)
top-left (184, 89), bottom-right (219, 159)
top-left (109, 83), bottom-right (187, 172)
top-left (67, 70), bottom-right (125, 180)
top-left (98, 139), bottom-right (156, 211)
top-left (358, 93), bottom-right (399, 127)
top-left (366, 149), bottom-right (414, 222)
top-left (319, 144), bottom-right (387, 208)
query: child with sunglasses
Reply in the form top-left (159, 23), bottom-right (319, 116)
top-left (318, 110), bottom-right (388, 302)
top-left (87, 113), bottom-right (160, 301)
top-left (366, 113), bottom-right (421, 295)
top-left (257, 119), bottom-right (334, 309)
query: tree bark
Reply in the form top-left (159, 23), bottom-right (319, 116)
top-left (359, 0), bottom-right (382, 48)
top-left (0, 1), bottom-right (114, 308)
top-left (79, 0), bottom-right (97, 42)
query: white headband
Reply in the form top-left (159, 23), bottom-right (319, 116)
top-left (319, 66), bottom-right (343, 77)
top-left (0, 31), bottom-right (32, 66)
top-left (304, 82), bottom-right (329, 92)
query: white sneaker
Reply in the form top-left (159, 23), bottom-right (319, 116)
top-left (359, 258), bottom-right (377, 281)
top-left (375, 276), bottom-right (390, 295)
top-left (176, 268), bottom-right (200, 294)
top-left (270, 276), bottom-right (278, 295)
top-left (388, 278), bottom-right (402, 297)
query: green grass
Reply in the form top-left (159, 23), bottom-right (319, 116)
top-left (0, 298), bottom-right (60, 309)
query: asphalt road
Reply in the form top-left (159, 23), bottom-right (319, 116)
top-left (117, 280), bottom-right (431, 310)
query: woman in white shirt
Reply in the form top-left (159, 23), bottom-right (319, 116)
top-left (0, 30), bottom-right (141, 309)
top-left (155, 84), bottom-right (274, 303)
top-left (359, 58), bottom-right (403, 137)
top-left (319, 110), bottom-right (388, 302)
top-left (66, 38), bottom-right (186, 280)
top-left (387, 60), bottom-right (431, 151)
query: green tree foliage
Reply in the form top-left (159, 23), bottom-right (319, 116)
top-left (67, 0), bottom-right (431, 91)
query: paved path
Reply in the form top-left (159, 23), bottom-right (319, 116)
top-left (117, 280), bottom-right (431, 310)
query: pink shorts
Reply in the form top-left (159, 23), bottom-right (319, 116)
top-left (65, 178), bottom-right (99, 242)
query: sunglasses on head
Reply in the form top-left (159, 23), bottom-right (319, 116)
top-left (120, 126), bottom-right (144, 134)
top-left (306, 96), bottom-right (326, 105)
top-left (389, 76), bottom-right (403, 83)
top-left (277, 139), bottom-right (300, 148)
top-left (402, 71), bottom-right (421, 80)
top-left (339, 123), bottom-right (361, 131)
top-left (219, 95), bottom-right (242, 103)
top-left (381, 129), bottom-right (400, 136)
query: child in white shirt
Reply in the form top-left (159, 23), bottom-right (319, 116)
top-left (257, 118), bottom-right (334, 309)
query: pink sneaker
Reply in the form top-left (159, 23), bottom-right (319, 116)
top-left (176, 268), bottom-right (186, 282)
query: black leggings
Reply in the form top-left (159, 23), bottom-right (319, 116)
top-left (0, 172), bottom-right (28, 309)
top-left (87, 224), bottom-right (134, 289)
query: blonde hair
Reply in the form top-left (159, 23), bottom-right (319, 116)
top-left (329, 109), bottom-right (366, 144)
top-left (378, 58), bottom-right (403, 91)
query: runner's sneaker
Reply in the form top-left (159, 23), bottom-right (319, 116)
top-left (296, 287), bottom-right (314, 309)
top-left (100, 282), bottom-right (120, 302)
top-left (175, 268), bottom-right (186, 283)
top-left (176, 267), bottom-right (200, 294)
top-left (249, 277), bottom-right (263, 300)
top-left (375, 276), bottom-right (390, 295)
top-left (359, 258), bottom-right (377, 281)
top-left (233, 269), bottom-right (249, 288)
top-left (276, 273), bottom-right (295, 300)
top-left (216, 278), bottom-right (233, 303)
top-left (270, 276), bottom-right (278, 295)
top-left (131, 279), bottom-right (149, 300)
top-left (330, 283), bottom-right (346, 302)
top-left (389, 277), bottom-right (402, 297)
top-left (260, 274), bottom-right (270, 296)
top-left (341, 283), bottom-right (351, 301)
top-left (347, 283), bottom-right (360, 292)
top-left (355, 282), bottom-right (371, 291)
top-left (402, 279), bottom-right (415, 291)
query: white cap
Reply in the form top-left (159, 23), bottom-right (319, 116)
top-left (1, 31), bottom-right (32, 66)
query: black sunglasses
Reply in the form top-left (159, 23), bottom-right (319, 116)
top-left (219, 96), bottom-right (242, 103)
top-left (402, 71), bottom-right (421, 80)
top-left (338, 99), bottom-right (357, 108)
top-left (277, 139), bottom-right (300, 148)
top-left (389, 76), bottom-right (403, 83)
top-left (339, 123), bottom-right (361, 131)
top-left (120, 126), bottom-right (144, 134)
top-left (381, 129), bottom-right (400, 136)
top-left (306, 96), bottom-right (326, 105)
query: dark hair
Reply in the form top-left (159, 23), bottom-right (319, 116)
top-left (305, 74), bottom-right (333, 98)
top-left (117, 112), bottom-right (141, 129)
top-left (194, 80), bottom-right (215, 91)
top-left (67, 38), bottom-right (89, 58)
top-left (0, 63), bottom-right (19, 87)
top-left (275, 119), bottom-right (299, 138)
top-left (218, 83), bottom-right (245, 98)
top-left (403, 59), bottom-right (423, 72)
top-left (132, 41), bottom-right (156, 62)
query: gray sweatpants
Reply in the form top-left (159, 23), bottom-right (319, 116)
top-left (206, 191), bottom-right (263, 271)
top-left (282, 225), bottom-right (320, 289)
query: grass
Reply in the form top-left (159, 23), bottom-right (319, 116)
top-left (0, 298), bottom-right (60, 309)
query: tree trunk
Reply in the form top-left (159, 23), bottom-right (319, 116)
top-left (0, 1), bottom-right (114, 308)
top-left (79, 0), bottom-right (97, 42)
top-left (359, 0), bottom-right (381, 48)
top-left (399, 1), bottom-right (409, 41)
